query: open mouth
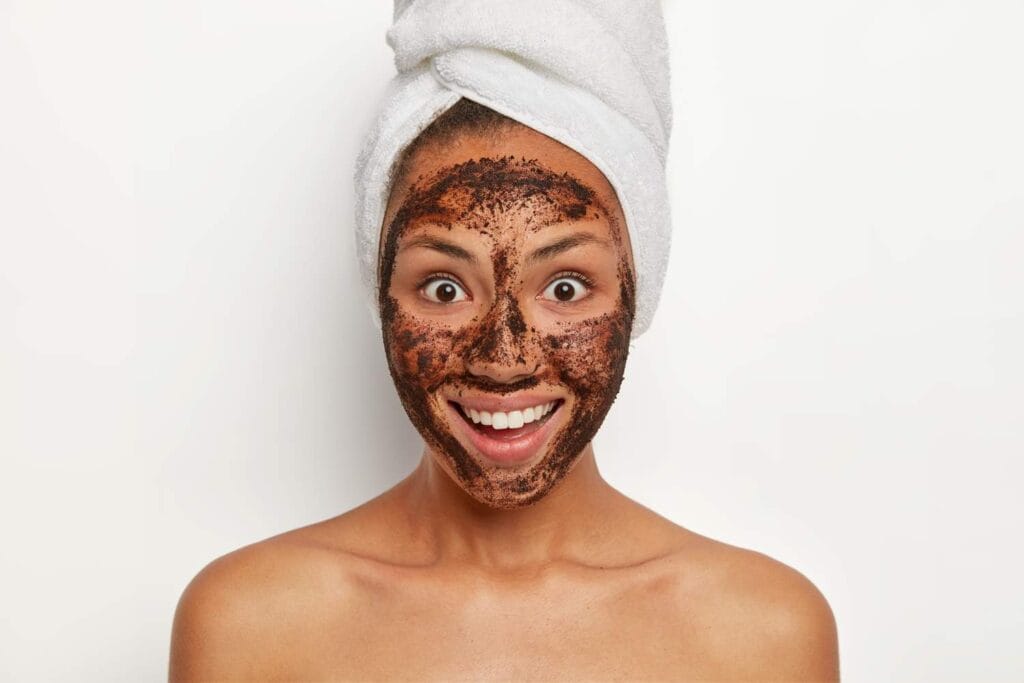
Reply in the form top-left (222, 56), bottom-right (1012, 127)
top-left (451, 399), bottom-right (563, 437)
top-left (446, 399), bottom-right (565, 465)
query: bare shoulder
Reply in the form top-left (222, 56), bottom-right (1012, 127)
top-left (168, 519), bottom-right (373, 682)
top-left (659, 530), bottom-right (840, 681)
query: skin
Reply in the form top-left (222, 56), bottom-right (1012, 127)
top-left (379, 150), bottom-right (635, 509)
top-left (168, 125), bottom-right (840, 682)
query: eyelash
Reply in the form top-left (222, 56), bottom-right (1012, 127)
top-left (416, 272), bottom-right (462, 289)
top-left (548, 270), bottom-right (595, 288)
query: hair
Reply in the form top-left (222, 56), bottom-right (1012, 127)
top-left (389, 97), bottom-right (521, 191)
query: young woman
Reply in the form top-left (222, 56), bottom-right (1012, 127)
top-left (169, 99), bottom-right (839, 681)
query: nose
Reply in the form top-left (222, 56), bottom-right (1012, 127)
top-left (465, 293), bottom-right (540, 384)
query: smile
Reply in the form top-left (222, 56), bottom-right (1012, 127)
top-left (445, 398), bottom-right (565, 467)
top-left (458, 401), bottom-right (558, 430)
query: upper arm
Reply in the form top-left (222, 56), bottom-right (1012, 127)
top-left (756, 568), bottom-right (839, 681)
top-left (169, 553), bottom-right (253, 682)
top-left (728, 554), bottom-right (840, 682)
top-left (168, 547), bottom-right (289, 682)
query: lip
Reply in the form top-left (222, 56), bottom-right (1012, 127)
top-left (443, 397), bottom-right (565, 467)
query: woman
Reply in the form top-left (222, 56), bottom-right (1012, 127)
top-left (170, 3), bottom-right (839, 680)
top-left (169, 98), bottom-right (838, 681)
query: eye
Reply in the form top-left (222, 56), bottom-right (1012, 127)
top-left (421, 275), bottom-right (469, 304)
top-left (541, 273), bottom-right (592, 303)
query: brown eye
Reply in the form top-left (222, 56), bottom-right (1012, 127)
top-left (541, 276), bottom-right (589, 303)
top-left (422, 277), bottom-right (468, 303)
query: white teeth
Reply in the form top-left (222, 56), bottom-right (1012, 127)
top-left (458, 401), bottom-right (560, 430)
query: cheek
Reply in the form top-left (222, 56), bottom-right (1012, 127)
top-left (383, 302), bottom-right (468, 390)
top-left (543, 309), bottom-right (632, 402)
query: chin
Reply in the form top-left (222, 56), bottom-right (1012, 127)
top-left (436, 452), bottom-right (569, 510)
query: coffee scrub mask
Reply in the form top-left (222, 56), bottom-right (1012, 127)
top-left (379, 155), bottom-right (636, 509)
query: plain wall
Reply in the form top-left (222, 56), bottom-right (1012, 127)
top-left (2, 1), bottom-right (1021, 680)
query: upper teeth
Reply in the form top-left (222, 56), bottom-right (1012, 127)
top-left (460, 402), bottom-right (557, 430)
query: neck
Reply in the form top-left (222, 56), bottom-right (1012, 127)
top-left (394, 444), bottom-right (623, 572)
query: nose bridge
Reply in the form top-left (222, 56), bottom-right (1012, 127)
top-left (466, 290), bottom-right (533, 374)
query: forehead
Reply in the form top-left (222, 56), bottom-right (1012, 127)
top-left (397, 157), bottom-right (606, 243)
top-left (384, 126), bottom-right (629, 243)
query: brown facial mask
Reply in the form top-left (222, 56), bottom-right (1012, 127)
top-left (379, 156), bottom-right (635, 509)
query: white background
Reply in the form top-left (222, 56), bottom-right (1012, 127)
top-left (2, 1), bottom-right (1022, 680)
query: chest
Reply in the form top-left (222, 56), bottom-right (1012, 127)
top-left (297, 577), bottom-right (711, 681)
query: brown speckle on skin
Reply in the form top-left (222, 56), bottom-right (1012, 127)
top-left (379, 156), bottom-right (635, 509)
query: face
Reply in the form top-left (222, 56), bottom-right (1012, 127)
top-left (378, 126), bottom-right (636, 509)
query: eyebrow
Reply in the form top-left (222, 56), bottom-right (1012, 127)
top-left (399, 235), bottom-right (478, 263)
top-left (527, 232), bottom-right (611, 263)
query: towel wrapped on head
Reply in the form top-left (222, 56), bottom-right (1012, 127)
top-left (353, 0), bottom-right (674, 338)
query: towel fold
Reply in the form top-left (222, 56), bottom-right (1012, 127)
top-left (354, 0), bottom-right (674, 337)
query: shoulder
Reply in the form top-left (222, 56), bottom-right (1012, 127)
top-left (715, 546), bottom-right (839, 680)
top-left (168, 528), bottom-right (366, 682)
top-left (661, 533), bottom-right (839, 681)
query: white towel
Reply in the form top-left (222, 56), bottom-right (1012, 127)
top-left (353, 0), bottom-right (673, 337)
